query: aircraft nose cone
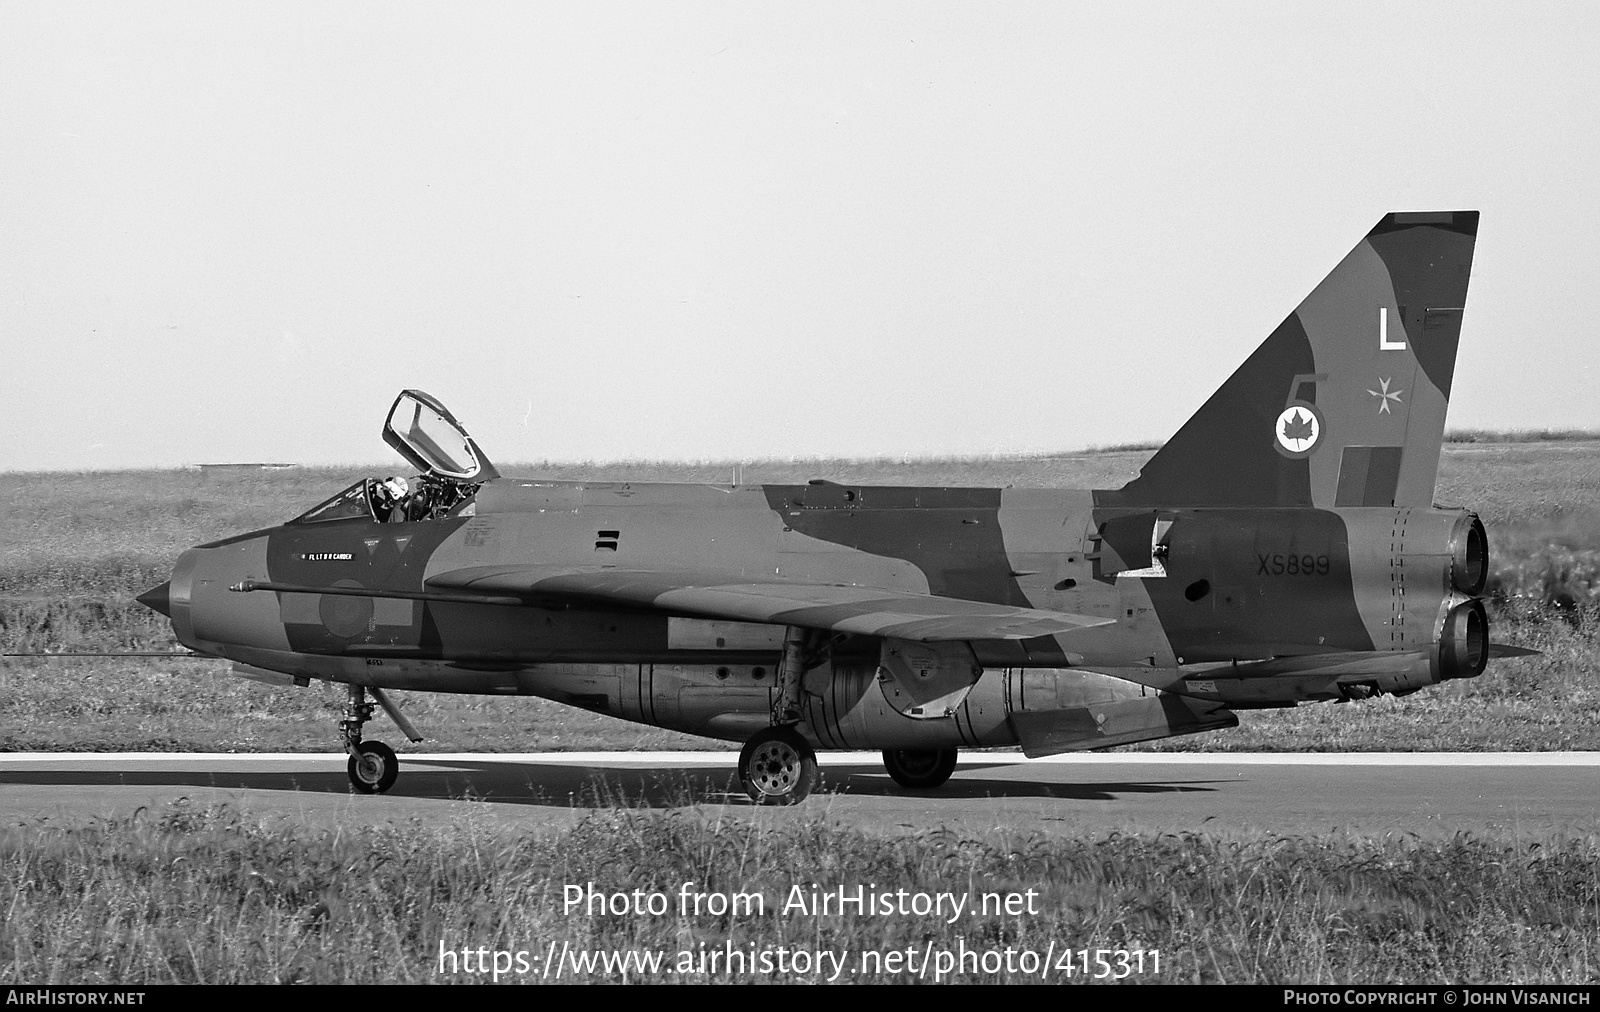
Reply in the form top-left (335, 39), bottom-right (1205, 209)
top-left (137, 580), bottom-right (172, 618)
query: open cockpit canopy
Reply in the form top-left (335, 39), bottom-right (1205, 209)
top-left (382, 390), bottom-right (499, 483)
top-left (290, 392), bottom-right (497, 525)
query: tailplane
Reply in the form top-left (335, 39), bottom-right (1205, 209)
top-left (1101, 211), bottom-right (1478, 509)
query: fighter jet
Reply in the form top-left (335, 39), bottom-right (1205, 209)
top-left (138, 210), bottom-right (1506, 803)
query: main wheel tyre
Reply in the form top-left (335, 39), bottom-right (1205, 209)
top-left (882, 748), bottom-right (958, 789)
top-left (739, 727), bottom-right (819, 805)
top-left (348, 740), bottom-right (399, 794)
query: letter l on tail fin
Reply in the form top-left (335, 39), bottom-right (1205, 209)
top-left (1100, 210), bottom-right (1479, 509)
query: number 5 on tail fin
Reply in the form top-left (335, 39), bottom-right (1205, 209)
top-left (1100, 211), bottom-right (1478, 510)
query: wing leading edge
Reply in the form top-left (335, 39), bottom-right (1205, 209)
top-left (425, 565), bottom-right (1113, 642)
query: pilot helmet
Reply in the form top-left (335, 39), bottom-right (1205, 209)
top-left (382, 476), bottom-right (410, 499)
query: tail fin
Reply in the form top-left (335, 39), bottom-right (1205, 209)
top-left (1100, 210), bottom-right (1478, 509)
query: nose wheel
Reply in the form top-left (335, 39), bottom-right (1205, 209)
top-left (348, 740), bottom-right (399, 794)
top-left (738, 726), bottom-right (819, 805)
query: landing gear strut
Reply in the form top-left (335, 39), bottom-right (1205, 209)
top-left (340, 684), bottom-right (419, 794)
top-left (882, 748), bottom-right (959, 789)
top-left (740, 625), bottom-right (829, 804)
top-left (738, 726), bottom-right (819, 805)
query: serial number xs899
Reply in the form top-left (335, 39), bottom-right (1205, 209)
top-left (1257, 553), bottom-right (1332, 576)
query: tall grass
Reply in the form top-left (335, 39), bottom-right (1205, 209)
top-left (0, 596), bottom-right (177, 653)
top-left (1, 804), bottom-right (1595, 984)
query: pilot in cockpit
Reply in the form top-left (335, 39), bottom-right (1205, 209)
top-left (408, 478), bottom-right (442, 520)
top-left (374, 476), bottom-right (411, 523)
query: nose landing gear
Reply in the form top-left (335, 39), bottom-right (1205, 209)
top-left (340, 684), bottom-right (420, 794)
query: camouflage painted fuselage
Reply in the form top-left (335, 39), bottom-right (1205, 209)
top-left (164, 476), bottom-right (1484, 753)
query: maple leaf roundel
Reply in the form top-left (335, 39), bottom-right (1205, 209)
top-left (1273, 403), bottom-right (1324, 458)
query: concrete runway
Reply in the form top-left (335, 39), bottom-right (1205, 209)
top-left (3, 751), bottom-right (1598, 841)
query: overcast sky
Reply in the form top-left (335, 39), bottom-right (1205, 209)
top-left (3, 2), bottom-right (1597, 471)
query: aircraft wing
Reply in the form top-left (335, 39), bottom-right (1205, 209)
top-left (424, 565), bottom-right (1113, 642)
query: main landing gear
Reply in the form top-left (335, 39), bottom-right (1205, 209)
top-left (882, 748), bottom-right (959, 789)
top-left (738, 726), bottom-right (819, 805)
top-left (739, 626), bottom-right (829, 804)
top-left (340, 684), bottom-right (421, 794)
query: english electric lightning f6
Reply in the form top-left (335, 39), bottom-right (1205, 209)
top-left (140, 211), bottom-right (1513, 803)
